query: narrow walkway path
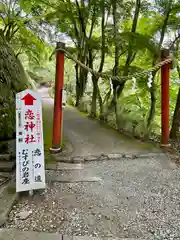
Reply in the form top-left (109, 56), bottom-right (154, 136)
top-left (3, 87), bottom-right (180, 240)
top-left (39, 87), bottom-right (159, 157)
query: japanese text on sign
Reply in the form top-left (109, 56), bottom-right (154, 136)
top-left (16, 90), bottom-right (45, 192)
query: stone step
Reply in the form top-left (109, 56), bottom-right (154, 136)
top-left (46, 170), bottom-right (101, 183)
top-left (45, 163), bottom-right (57, 170)
top-left (0, 161), bottom-right (15, 172)
top-left (54, 155), bottom-right (72, 163)
top-left (0, 172), bottom-right (12, 178)
top-left (0, 230), bottom-right (125, 239)
top-left (46, 163), bottom-right (84, 171)
top-left (0, 154), bottom-right (11, 162)
top-left (0, 229), bottom-right (61, 240)
top-left (0, 178), bottom-right (18, 226)
top-left (64, 237), bottom-right (123, 240)
top-left (57, 162), bottom-right (84, 170)
top-left (50, 176), bottom-right (102, 183)
top-left (46, 164), bottom-right (101, 183)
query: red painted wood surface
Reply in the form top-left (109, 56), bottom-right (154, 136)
top-left (52, 42), bottom-right (65, 149)
top-left (161, 49), bottom-right (170, 145)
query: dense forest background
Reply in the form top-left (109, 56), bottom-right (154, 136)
top-left (1, 0), bottom-right (180, 145)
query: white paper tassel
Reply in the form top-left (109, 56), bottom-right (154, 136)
top-left (132, 77), bottom-right (136, 92)
top-left (110, 78), bottom-right (113, 91)
top-left (147, 72), bottom-right (153, 88)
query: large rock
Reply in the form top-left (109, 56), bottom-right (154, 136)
top-left (0, 140), bottom-right (16, 172)
top-left (0, 178), bottom-right (18, 226)
top-left (0, 33), bottom-right (34, 140)
top-left (0, 140), bottom-right (15, 155)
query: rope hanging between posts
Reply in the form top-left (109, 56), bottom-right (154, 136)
top-left (51, 47), bottom-right (172, 83)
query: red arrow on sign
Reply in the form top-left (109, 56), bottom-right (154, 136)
top-left (21, 93), bottom-right (36, 105)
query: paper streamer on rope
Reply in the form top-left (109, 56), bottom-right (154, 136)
top-left (147, 72), bottom-right (153, 88)
top-left (110, 77), bottom-right (113, 91)
top-left (132, 77), bottom-right (137, 92)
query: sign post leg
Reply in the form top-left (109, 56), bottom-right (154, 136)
top-left (29, 190), bottom-right (33, 196)
top-left (50, 42), bottom-right (65, 153)
top-left (161, 49), bottom-right (170, 146)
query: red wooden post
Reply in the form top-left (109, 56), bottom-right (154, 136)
top-left (161, 49), bottom-right (170, 146)
top-left (51, 42), bottom-right (65, 152)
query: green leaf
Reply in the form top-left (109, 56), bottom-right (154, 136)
top-left (118, 32), bottom-right (159, 56)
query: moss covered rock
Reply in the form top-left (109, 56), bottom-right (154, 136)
top-left (0, 33), bottom-right (34, 140)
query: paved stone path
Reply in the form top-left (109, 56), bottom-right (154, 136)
top-left (39, 87), bottom-right (160, 158)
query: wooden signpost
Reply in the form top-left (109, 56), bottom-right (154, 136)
top-left (16, 89), bottom-right (45, 193)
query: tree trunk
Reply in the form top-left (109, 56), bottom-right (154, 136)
top-left (147, 80), bottom-right (156, 128)
top-left (107, 0), bottom-right (141, 124)
top-left (116, 0), bottom-right (141, 99)
top-left (97, 85), bottom-right (104, 120)
top-left (89, 1), bottom-right (106, 119)
top-left (170, 87), bottom-right (180, 139)
top-left (170, 65), bottom-right (180, 139)
top-left (75, 71), bottom-right (87, 106)
top-left (90, 76), bottom-right (98, 118)
top-left (114, 89), bottom-right (119, 128)
top-left (79, 67), bottom-right (87, 98)
top-left (75, 56), bottom-right (88, 106)
top-left (75, 84), bottom-right (81, 107)
top-left (75, 63), bottom-right (80, 106)
top-left (147, 2), bottom-right (172, 131)
top-left (111, 0), bottom-right (120, 127)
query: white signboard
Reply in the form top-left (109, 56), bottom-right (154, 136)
top-left (16, 89), bottom-right (45, 192)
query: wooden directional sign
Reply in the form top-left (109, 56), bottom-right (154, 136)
top-left (16, 89), bottom-right (45, 192)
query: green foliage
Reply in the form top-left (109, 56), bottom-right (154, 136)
top-left (48, 0), bottom-right (179, 139)
top-left (1, 0), bottom-right (180, 141)
top-left (0, 34), bottom-right (30, 140)
top-left (118, 32), bottom-right (159, 57)
top-left (0, 0), bottom-right (54, 140)
top-left (0, 100), bottom-right (15, 140)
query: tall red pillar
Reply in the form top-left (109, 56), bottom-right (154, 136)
top-left (161, 49), bottom-right (170, 146)
top-left (51, 42), bottom-right (65, 152)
